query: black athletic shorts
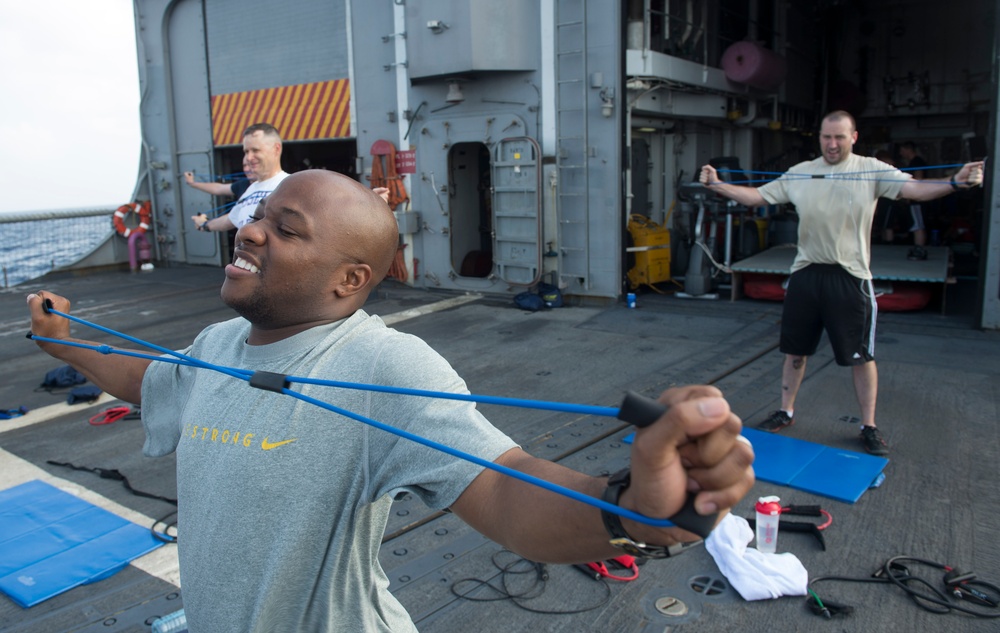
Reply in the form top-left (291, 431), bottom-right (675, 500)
top-left (779, 264), bottom-right (877, 366)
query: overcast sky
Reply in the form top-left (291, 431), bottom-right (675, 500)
top-left (0, 0), bottom-right (141, 213)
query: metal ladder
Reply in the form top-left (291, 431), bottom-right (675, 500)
top-left (554, 0), bottom-right (591, 290)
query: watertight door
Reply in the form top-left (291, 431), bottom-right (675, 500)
top-left (492, 137), bottom-right (543, 286)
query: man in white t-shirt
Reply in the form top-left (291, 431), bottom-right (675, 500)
top-left (192, 123), bottom-right (289, 233)
top-left (189, 124), bottom-right (390, 233)
top-left (700, 110), bottom-right (984, 456)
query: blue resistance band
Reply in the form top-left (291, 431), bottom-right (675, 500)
top-left (189, 172), bottom-right (246, 182)
top-left (715, 162), bottom-right (973, 187)
top-left (203, 199), bottom-right (238, 219)
top-left (28, 304), bottom-right (719, 536)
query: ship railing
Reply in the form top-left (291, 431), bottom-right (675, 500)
top-left (0, 206), bottom-right (117, 289)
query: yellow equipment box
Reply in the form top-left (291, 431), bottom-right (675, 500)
top-left (627, 214), bottom-right (671, 289)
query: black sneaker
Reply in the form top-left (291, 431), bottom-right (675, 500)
top-left (907, 246), bottom-right (928, 261)
top-left (860, 425), bottom-right (889, 456)
top-left (757, 410), bottom-right (794, 433)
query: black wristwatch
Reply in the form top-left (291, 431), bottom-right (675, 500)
top-left (198, 221), bottom-right (210, 232)
top-left (950, 176), bottom-right (961, 191)
top-left (600, 468), bottom-right (704, 559)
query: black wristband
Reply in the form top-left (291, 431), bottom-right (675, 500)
top-left (950, 176), bottom-right (961, 191)
top-left (600, 468), bottom-right (705, 559)
top-left (198, 221), bottom-right (210, 232)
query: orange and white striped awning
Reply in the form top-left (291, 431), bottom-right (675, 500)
top-left (210, 79), bottom-right (351, 146)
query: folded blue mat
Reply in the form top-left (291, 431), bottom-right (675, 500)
top-left (740, 428), bottom-right (889, 503)
top-left (622, 428), bottom-right (888, 504)
top-left (0, 480), bottom-right (166, 608)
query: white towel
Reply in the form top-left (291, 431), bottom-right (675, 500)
top-left (704, 513), bottom-right (809, 601)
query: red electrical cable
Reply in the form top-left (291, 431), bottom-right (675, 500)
top-left (582, 555), bottom-right (640, 581)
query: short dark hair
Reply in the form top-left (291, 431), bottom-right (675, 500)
top-left (823, 110), bottom-right (856, 132)
top-left (243, 123), bottom-right (282, 141)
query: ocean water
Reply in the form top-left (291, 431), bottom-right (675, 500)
top-left (0, 215), bottom-right (114, 288)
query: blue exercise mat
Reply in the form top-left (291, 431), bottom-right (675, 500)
top-left (740, 428), bottom-right (827, 485)
top-left (0, 479), bottom-right (166, 608)
top-left (622, 428), bottom-right (888, 503)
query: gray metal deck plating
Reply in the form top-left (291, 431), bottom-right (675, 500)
top-left (1, 265), bottom-right (998, 632)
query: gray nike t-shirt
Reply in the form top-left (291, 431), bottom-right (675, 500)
top-left (142, 311), bottom-right (517, 632)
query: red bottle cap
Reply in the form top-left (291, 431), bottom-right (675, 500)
top-left (755, 496), bottom-right (782, 515)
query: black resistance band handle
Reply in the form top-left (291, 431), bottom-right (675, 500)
top-left (25, 298), bottom-right (56, 340)
top-left (617, 390), bottom-right (719, 539)
top-left (618, 390), bottom-right (671, 428)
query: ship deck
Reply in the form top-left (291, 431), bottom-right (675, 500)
top-left (1, 265), bottom-right (999, 633)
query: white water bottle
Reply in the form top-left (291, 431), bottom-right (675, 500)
top-left (755, 496), bottom-right (782, 554)
top-left (151, 608), bottom-right (187, 633)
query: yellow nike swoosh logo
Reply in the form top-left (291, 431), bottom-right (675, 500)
top-left (260, 437), bottom-right (297, 451)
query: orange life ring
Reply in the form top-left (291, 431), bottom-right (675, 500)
top-left (113, 201), bottom-right (152, 237)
